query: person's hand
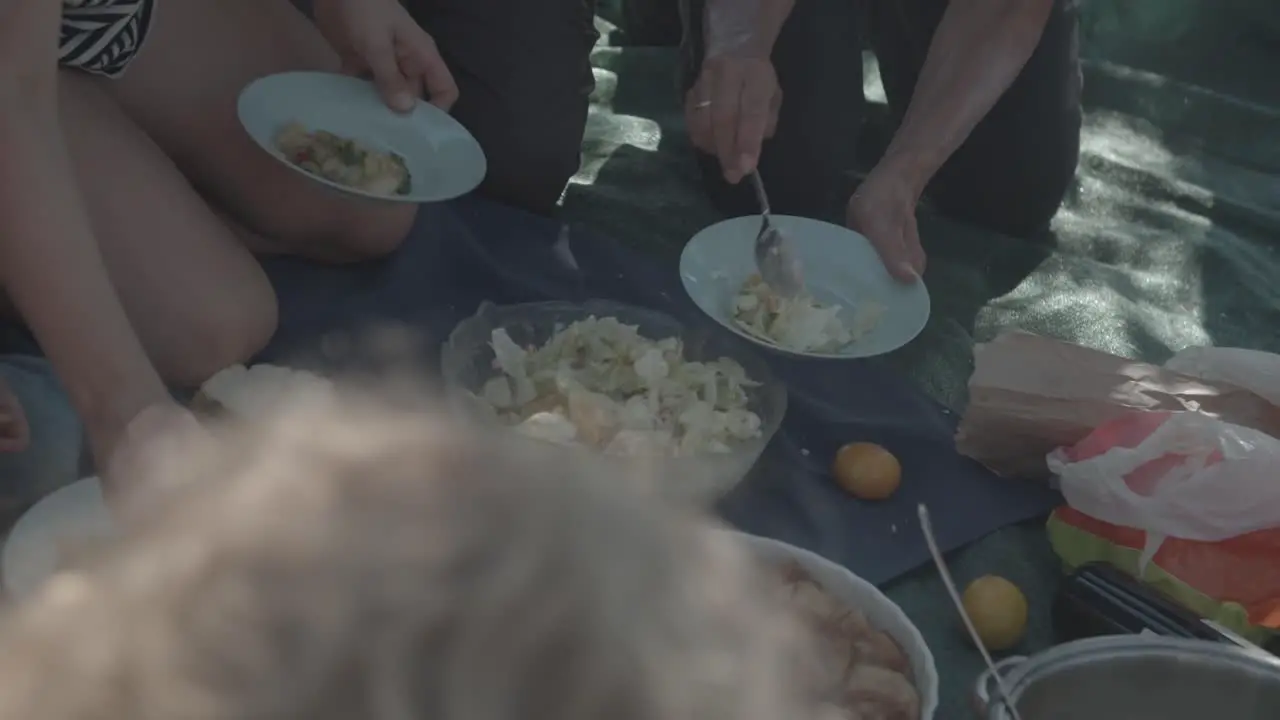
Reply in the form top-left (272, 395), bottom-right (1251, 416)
top-left (312, 0), bottom-right (459, 113)
top-left (846, 161), bottom-right (927, 283)
top-left (102, 401), bottom-right (213, 520)
top-left (0, 377), bottom-right (29, 454)
top-left (685, 53), bottom-right (782, 185)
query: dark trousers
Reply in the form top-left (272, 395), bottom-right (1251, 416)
top-left (401, 0), bottom-right (599, 216)
top-left (681, 0), bottom-right (1083, 237)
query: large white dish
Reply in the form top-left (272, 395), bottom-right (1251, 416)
top-left (1, 484), bottom-right (938, 720)
top-left (237, 71), bottom-right (486, 203)
top-left (681, 215), bottom-right (931, 358)
top-left (2, 477), bottom-right (112, 601)
top-left (735, 532), bottom-right (939, 720)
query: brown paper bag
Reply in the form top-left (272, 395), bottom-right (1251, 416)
top-left (954, 332), bottom-right (1280, 478)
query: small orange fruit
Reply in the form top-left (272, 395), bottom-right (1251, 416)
top-left (832, 442), bottom-right (901, 500)
top-left (961, 575), bottom-right (1028, 652)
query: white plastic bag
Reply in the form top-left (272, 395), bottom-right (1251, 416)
top-left (1165, 346), bottom-right (1280, 406)
top-left (1047, 411), bottom-right (1280, 572)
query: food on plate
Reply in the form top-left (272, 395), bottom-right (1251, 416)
top-left (197, 363), bottom-right (336, 419)
top-left (475, 316), bottom-right (763, 457)
top-left (961, 575), bottom-right (1028, 651)
top-left (777, 562), bottom-right (920, 720)
top-left (832, 442), bottom-right (901, 500)
top-left (730, 274), bottom-right (883, 352)
top-left (275, 122), bottom-right (411, 196)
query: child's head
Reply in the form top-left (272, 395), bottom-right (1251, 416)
top-left (0, 393), bottom-right (815, 720)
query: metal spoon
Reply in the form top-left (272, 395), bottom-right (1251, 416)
top-left (918, 504), bottom-right (1025, 720)
top-left (749, 170), bottom-right (804, 298)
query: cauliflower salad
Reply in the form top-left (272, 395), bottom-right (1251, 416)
top-left (477, 317), bottom-right (763, 456)
top-left (731, 274), bottom-right (883, 353)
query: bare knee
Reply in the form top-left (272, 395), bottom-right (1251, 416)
top-left (331, 202), bottom-right (417, 259)
top-left (157, 280), bottom-right (278, 387)
top-left (250, 197), bottom-right (417, 263)
top-left (52, 69), bottom-right (283, 387)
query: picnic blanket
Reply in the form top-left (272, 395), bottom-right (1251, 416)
top-left (577, 0), bottom-right (1280, 713)
top-left (260, 195), bottom-right (1061, 582)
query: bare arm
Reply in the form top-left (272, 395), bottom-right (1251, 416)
top-left (880, 0), bottom-right (1056, 194)
top-left (691, 0), bottom-right (795, 180)
top-left (703, 0), bottom-right (795, 57)
top-left (0, 0), bottom-right (170, 465)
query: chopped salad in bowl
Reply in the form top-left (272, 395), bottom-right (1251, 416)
top-left (441, 301), bottom-right (787, 505)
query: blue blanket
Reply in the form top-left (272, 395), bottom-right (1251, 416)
top-left (260, 196), bottom-right (1061, 584)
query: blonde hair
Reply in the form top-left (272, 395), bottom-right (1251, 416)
top-left (0, 392), bottom-right (815, 720)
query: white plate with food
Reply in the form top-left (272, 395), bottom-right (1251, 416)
top-left (238, 71), bottom-right (486, 203)
top-left (681, 215), bottom-right (930, 358)
top-left (738, 532), bottom-right (939, 720)
top-left (2, 476), bottom-right (113, 601)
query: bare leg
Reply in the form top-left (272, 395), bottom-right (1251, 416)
top-left (105, 0), bottom-right (417, 262)
top-left (59, 70), bottom-right (278, 387)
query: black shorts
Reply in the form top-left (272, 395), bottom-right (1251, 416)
top-left (681, 0), bottom-right (1082, 237)
top-left (59, 0), bottom-right (157, 78)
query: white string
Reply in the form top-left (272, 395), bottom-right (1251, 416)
top-left (917, 504), bottom-right (1024, 720)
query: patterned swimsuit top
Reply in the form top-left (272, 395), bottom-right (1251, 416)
top-left (59, 0), bottom-right (156, 79)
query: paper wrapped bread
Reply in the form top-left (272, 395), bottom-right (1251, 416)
top-left (194, 364), bottom-right (335, 419)
top-left (955, 332), bottom-right (1280, 478)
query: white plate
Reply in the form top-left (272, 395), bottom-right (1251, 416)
top-left (681, 215), bottom-right (931, 358)
top-left (0, 484), bottom-right (936, 720)
top-left (2, 477), bottom-right (113, 601)
top-left (237, 71), bottom-right (487, 203)
top-left (735, 532), bottom-right (939, 720)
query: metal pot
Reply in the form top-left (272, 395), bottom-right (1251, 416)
top-left (974, 635), bottom-right (1280, 720)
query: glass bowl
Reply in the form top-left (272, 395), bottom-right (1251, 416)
top-left (439, 300), bottom-right (787, 506)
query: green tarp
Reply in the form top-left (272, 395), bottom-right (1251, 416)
top-left (574, 0), bottom-right (1280, 714)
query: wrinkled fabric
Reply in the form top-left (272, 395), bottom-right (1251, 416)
top-left (257, 196), bottom-right (1061, 582)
